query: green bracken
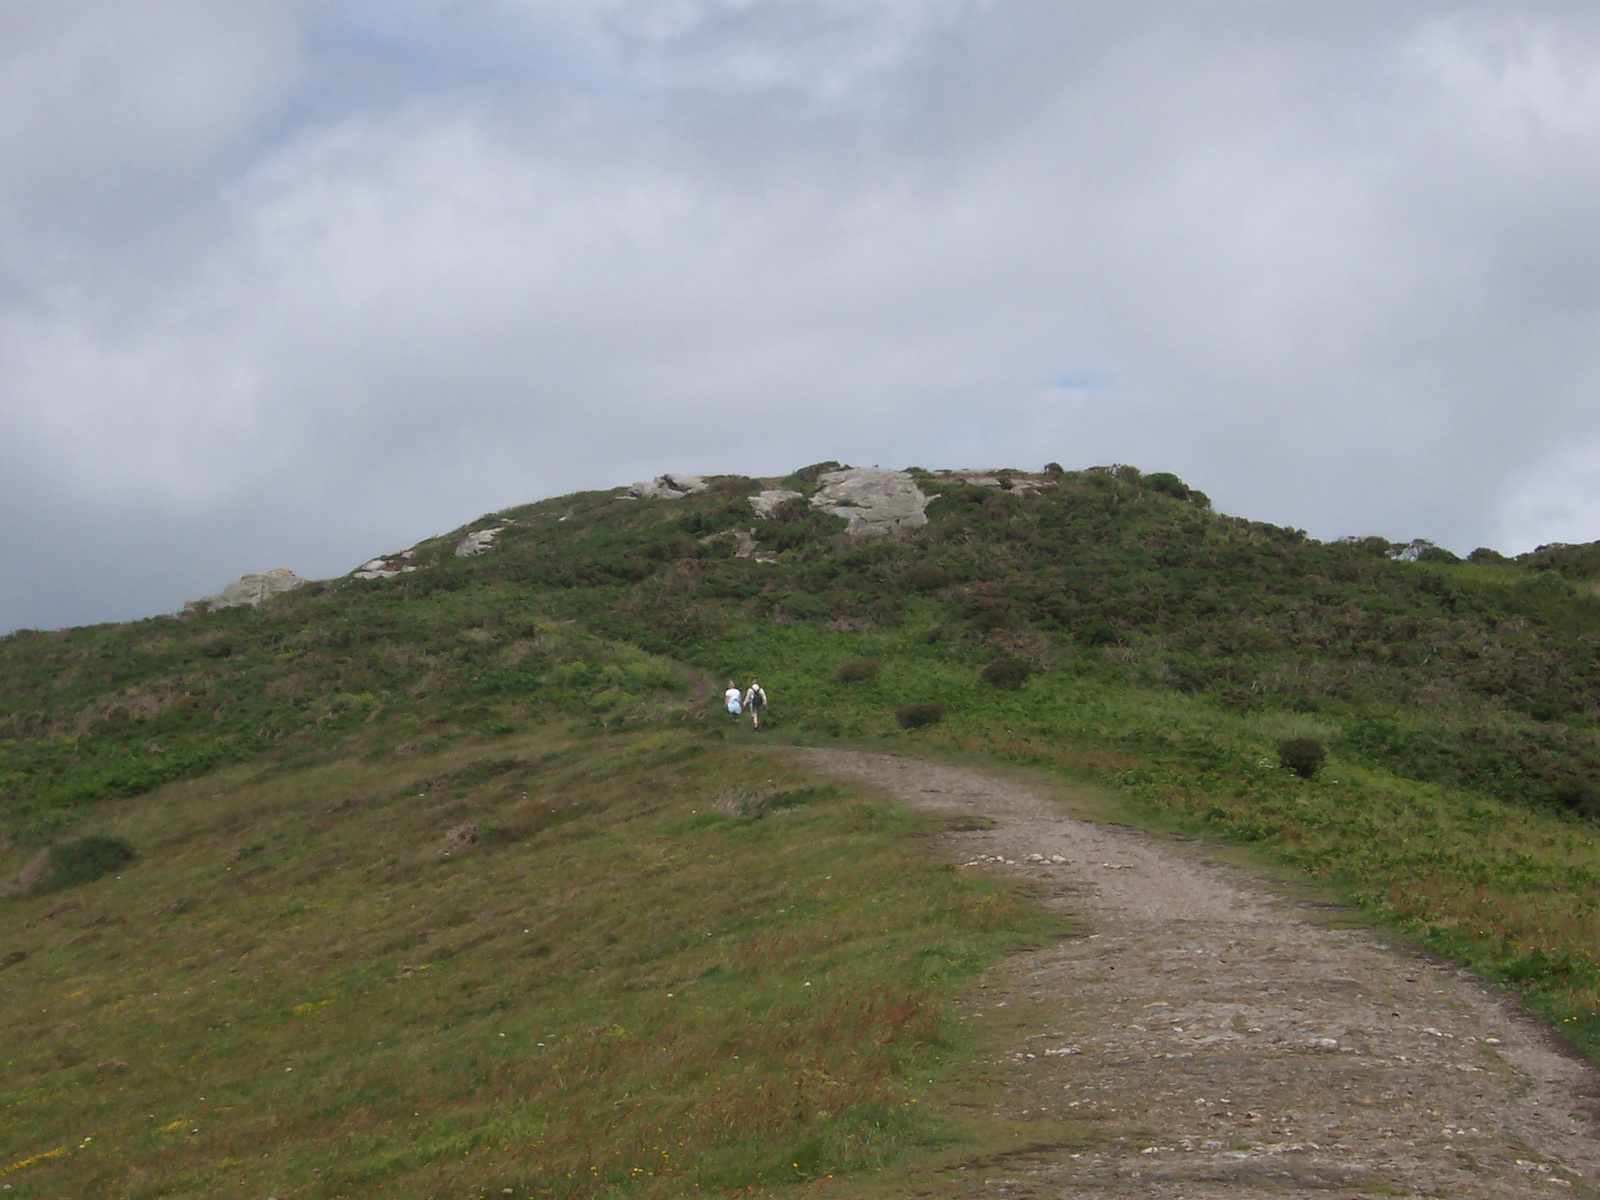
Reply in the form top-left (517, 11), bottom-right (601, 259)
top-left (4, 461), bottom-right (1600, 1192)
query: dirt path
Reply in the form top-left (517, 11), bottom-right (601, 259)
top-left (799, 748), bottom-right (1600, 1199)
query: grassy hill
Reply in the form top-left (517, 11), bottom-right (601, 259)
top-left (4, 461), bottom-right (1600, 1195)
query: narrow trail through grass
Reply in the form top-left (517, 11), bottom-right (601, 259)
top-left (801, 748), bottom-right (1600, 1198)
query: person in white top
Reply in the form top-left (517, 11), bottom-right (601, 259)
top-left (724, 681), bottom-right (742, 717)
top-left (743, 679), bottom-right (767, 731)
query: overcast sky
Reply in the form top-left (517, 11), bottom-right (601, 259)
top-left (3, 1), bottom-right (1599, 632)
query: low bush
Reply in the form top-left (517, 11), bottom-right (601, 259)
top-left (47, 835), bottom-right (135, 889)
top-left (1074, 616), bottom-right (1118, 646)
top-left (1278, 737), bottom-right (1327, 779)
top-left (1142, 472), bottom-right (1191, 501)
top-left (980, 656), bottom-right (1031, 690)
top-left (896, 702), bottom-right (947, 730)
top-left (904, 565), bottom-right (950, 593)
top-left (835, 658), bottom-right (882, 683)
top-left (1554, 780), bottom-right (1600, 820)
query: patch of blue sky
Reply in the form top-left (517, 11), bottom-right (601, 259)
top-left (298, 2), bottom-right (635, 106)
top-left (1051, 367), bottom-right (1115, 390)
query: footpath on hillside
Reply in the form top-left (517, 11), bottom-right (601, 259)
top-left (800, 748), bottom-right (1600, 1199)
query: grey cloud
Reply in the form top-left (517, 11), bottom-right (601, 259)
top-left (4, 1), bottom-right (1600, 631)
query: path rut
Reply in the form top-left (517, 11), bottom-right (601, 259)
top-left (800, 748), bottom-right (1600, 1199)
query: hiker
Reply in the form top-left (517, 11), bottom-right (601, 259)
top-left (743, 679), bottom-right (767, 731)
top-left (724, 680), bottom-right (742, 717)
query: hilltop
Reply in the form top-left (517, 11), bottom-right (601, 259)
top-left (3, 461), bottom-right (1600, 1196)
top-left (10, 461), bottom-right (1597, 822)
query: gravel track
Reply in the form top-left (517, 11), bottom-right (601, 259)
top-left (800, 748), bottom-right (1600, 1199)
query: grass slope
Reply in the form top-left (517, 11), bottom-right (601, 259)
top-left (0, 725), bottom-right (1059, 1196)
top-left (5, 460), bottom-right (1600, 1189)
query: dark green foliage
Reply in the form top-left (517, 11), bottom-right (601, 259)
top-left (1520, 542), bottom-right (1600, 580)
top-left (1554, 780), bottom-right (1600, 820)
top-left (789, 461), bottom-right (843, 486)
top-left (1417, 545), bottom-right (1462, 564)
top-left (903, 565), bottom-right (950, 592)
top-left (1278, 737), bottom-right (1327, 779)
top-left (896, 703), bottom-right (947, 730)
top-left (980, 656), bottom-right (1031, 690)
top-left (1141, 472), bottom-right (1191, 501)
top-left (1074, 616), bottom-right (1118, 646)
top-left (1469, 547), bottom-right (1510, 564)
top-left (834, 658), bottom-right (881, 683)
top-left (46, 835), bottom-right (134, 889)
top-left (7, 464), bottom-right (1600, 830)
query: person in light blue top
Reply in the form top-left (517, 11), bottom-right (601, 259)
top-left (724, 680), bottom-right (742, 717)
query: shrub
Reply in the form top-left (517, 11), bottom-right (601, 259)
top-left (835, 658), bottom-right (882, 683)
top-left (1074, 616), bottom-right (1118, 646)
top-left (1278, 738), bottom-right (1327, 779)
top-left (790, 461), bottom-right (843, 485)
top-left (1469, 547), bottom-right (1510, 564)
top-left (46, 836), bottom-right (135, 889)
top-left (1553, 780), bottom-right (1600, 820)
top-left (896, 702), bottom-right (947, 730)
top-left (1143, 472), bottom-right (1191, 501)
top-left (904, 565), bottom-right (950, 593)
top-left (980, 656), bottom-right (1031, 690)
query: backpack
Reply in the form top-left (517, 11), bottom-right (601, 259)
top-left (750, 686), bottom-right (766, 710)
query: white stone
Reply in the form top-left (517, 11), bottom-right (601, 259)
top-left (628, 473), bottom-right (709, 500)
top-left (810, 467), bottom-right (935, 536)
top-left (749, 489), bottom-right (802, 519)
top-left (455, 527), bottom-right (503, 557)
top-left (183, 569), bottom-right (306, 614)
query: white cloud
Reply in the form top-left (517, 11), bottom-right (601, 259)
top-left (4, 2), bottom-right (1600, 629)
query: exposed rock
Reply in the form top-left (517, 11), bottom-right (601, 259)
top-left (354, 549), bottom-right (420, 581)
top-left (628, 473), bottom-right (708, 500)
top-left (810, 467), bottom-right (935, 536)
top-left (932, 468), bottom-right (1056, 498)
top-left (700, 529), bottom-right (778, 562)
top-left (184, 569), bottom-right (306, 614)
top-left (1391, 539), bottom-right (1435, 563)
top-left (455, 528), bottom-right (503, 558)
top-left (749, 489), bottom-right (802, 519)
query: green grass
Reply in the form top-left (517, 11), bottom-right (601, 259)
top-left (682, 618), bottom-right (1600, 1057)
top-left (7, 460), bottom-right (1600, 1189)
top-left (0, 725), bottom-right (1061, 1197)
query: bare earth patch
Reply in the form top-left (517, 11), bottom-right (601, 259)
top-left (801, 748), bottom-right (1600, 1199)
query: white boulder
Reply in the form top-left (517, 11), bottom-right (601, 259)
top-left (810, 467), bottom-right (935, 536)
top-left (455, 527), bottom-right (503, 558)
top-left (749, 490), bottom-right (802, 519)
top-left (184, 569), bottom-right (306, 614)
top-left (628, 474), bottom-right (709, 500)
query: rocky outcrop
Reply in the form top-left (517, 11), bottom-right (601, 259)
top-left (1391, 539), bottom-right (1436, 563)
top-left (184, 569), bottom-right (306, 614)
top-left (810, 468), bottom-right (935, 536)
top-left (749, 490), bottom-right (802, 519)
top-left (699, 529), bottom-right (778, 562)
top-left (628, 474), bottom-right (708, 500)
top-left (932, 469), bottom-right (1056, 497)
top-left (354, 550), bottom-right (420, 580)
top-left (455, 528), bottom-right (503, 558)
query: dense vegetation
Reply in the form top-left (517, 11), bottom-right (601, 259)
top-left (7, 463), bottom-right (1599, 828)
top-left (5, 460), bottom-right (1600, 1191)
